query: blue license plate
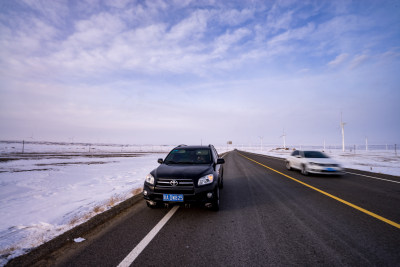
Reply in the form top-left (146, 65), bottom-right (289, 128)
top-left (163, 194), bottom-right (184, 202)
top-left (325, 168), bottom-right (336, 172)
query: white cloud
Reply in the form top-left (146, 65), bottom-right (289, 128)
top-left (167, 9), bottom-right (210, 41)
top-left (219, 8), bottom-right (254, 26)
top-left (22, 0), bottom-right (69, 25)
top-left (328, 53), bottom-right (349, 66)
top-left (267, 10), bottom-right (294, 32)
top-left (349, 54), bottom-right (369, 69)
top-left (212, 28), bottom-right (252, 57)
top-left (104, 0), bottom-right (131, 9)
top-left (266, 22), bottom-right (316, 53)
top-left (1, 1), bottom-right (400, 144)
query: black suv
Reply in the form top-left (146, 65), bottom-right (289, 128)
top-left (143, 145), bottom-right (225, 211)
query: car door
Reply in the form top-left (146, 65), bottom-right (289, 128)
top-left (291, 150), bottom-right (301, 169)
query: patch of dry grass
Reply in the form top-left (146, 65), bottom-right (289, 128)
top-left (93, 205), bottom-right (105, 213)
top-left (67, 193), bottom-right (132, 227)
top-left (132, 188), bottom-right (142, 195)
top-left (68, 216), bottom-right (80, 226)
top-left (0, 246), bottom-right (17, 258)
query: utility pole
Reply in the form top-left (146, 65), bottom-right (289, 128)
top-left (365, 137), bottom-right (368, 151)
top-left (340, 112), bottom-right (346, 152)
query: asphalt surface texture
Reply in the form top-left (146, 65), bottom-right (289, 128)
top-left (9, 150), bottom-right (400, 266)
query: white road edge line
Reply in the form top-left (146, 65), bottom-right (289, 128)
top-left (117, 205), bottom-right (179, 267)
top-left (345, 171), bottom-right (400, 184)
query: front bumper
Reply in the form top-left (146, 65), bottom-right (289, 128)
top-left (143, 182), bottom-right (217, 205)
top-left (307, 165), bottom-right (343, 175)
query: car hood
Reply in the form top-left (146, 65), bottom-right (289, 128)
top-left (153, 164), bottom-right (214, 179)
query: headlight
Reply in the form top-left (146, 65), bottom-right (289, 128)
top-left (198, 174), bottom-right (214, 186)
top-left (145, 173), bottom-right (154, 185)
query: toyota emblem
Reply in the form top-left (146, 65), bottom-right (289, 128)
top-left (170, 180), bottom-right (178, 186)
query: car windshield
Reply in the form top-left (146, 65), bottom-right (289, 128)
top-left (303, 151), bottom-right (329, 158)
top-left (164, 148), bottom-right (212, 164)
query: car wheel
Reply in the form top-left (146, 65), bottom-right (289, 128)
top-left (301, 164), bottom-right (309, 176)
top-left (211, 187), bottom-right (220, 211)
top-left (285, 161), bottom-right (292, 170)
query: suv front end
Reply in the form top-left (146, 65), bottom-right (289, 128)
top-left (143, 145), bottom-right (224, 211)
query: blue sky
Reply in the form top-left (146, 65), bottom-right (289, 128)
top-left (1, 0), bottom-right (399, 146)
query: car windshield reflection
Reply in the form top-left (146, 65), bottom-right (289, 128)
top-left (303, 151), bottom-right (329, 158)
top-left (164, 148), bottom-right (212, 164)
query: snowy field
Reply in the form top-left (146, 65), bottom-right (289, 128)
top-left (0, 141), bottom-right (171, 266)
top-left (0, 141), bottom-right (399, 266)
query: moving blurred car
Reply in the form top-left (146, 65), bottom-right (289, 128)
top-left (285, 150), bottom-right (343, 176)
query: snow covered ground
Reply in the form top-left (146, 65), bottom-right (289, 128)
top-left (0, 141), bottom-right (170, 266)
top-left (0, 141), bottom-right (399, 266)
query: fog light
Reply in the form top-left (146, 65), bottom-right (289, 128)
top-left (207, 192), bottom-right (213, 198)
top-left (143, 190), bottom-right (148, 196)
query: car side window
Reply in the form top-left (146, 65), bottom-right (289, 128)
top-left (292, 150), bottom-right (299, 156)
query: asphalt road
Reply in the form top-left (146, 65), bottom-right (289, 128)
top-left (22, 150), bottom-right (400, 266)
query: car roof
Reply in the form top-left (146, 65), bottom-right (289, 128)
top-left (173, 145), bottom-right (212, 150)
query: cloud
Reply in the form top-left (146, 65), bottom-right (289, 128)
top-left (266, 22), bottom-right (316, 54)
top-left (328, 53), bottom-right (349, 66)
top-left (21, 0), bottom-right (69, 25)
top-left (267, 9), bottom-right (294, 33)
top-left (166, 9), bottom-right (210, 41)
top-left (212, 28), bottom-right (252, 57)
top-left (349, 54), bottom-right (369, 69)
top-left (1, 1), bottom-right (400, 144)
top-left (218, 8), bottom-right (254, 26)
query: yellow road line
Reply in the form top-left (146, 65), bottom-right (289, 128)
top-left (239, 153), bottom-right (400, 230)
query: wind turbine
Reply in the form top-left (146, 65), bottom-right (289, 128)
top-left (280, 129), bottom-right (286, 149)
top-left (258, 136), bottom-right (263, 151)
top-left (340, 112), bottom-right (346, 152)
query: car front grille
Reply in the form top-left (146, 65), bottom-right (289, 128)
top-left (317, 164), bottom-right (339, 167)
top-left (155, 178), bottom-right (195, 193)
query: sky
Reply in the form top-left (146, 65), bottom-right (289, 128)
top-left (0, 0), bottom-right (399, 146)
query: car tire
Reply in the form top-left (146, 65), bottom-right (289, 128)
top-left (285, 161), bottom-right (292, 170)
top-left (301, 164), bottom-right (309, 176)
top-left (211, 187), bottom-right (220, 211)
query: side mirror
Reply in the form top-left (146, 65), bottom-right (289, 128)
top-left (157, 158), bottom-right (163, 164)
top-left (217, 158), bottom-right (225, 164)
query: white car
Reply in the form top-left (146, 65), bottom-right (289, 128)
top-left (285, 150), bottom-right (343, 176)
